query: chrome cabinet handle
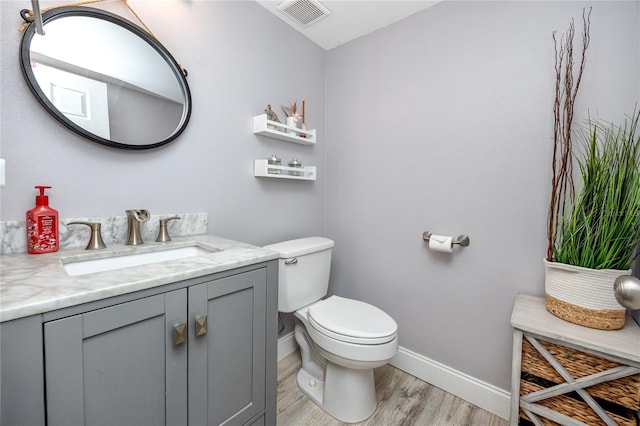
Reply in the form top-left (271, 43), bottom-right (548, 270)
top-left (195, 315), bottom-right (208, 337)
top-left (285, 258), bottom-right (298, 265)
top-left (173, 323), bottom-right (187, 346)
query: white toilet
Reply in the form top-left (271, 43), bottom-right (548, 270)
top-left (264, 237), bottom-right (398, 423)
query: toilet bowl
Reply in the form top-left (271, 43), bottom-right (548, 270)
top-left (264, 237), bottom-right (399, 423)
top-left (293, 296), bottom-right (398, 423)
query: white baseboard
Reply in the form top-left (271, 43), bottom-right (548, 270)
top-left (390, 346), bottom-right (511, 420)
top-left (277, 331), bottom-right (298, 361)
top-left (276, 335), bottom-right (510, 420)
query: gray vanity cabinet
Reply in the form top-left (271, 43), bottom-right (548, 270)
top-left (40, 266), bottom-right (275, 426)
top-left (44, 290), bottom-right (189, 426)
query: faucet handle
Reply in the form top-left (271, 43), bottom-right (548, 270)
top-left (126, 209), bottom-right (150, 222)
top-left (67, 221), bottom-right (107, 250)
top-left (156, 216), bottom-right (181, 242)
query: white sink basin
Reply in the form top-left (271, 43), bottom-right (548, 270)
top-left (63, 245), bottom-right (219, 276)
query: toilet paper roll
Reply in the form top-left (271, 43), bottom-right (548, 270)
top-left (428, 234), bottom-right (453, 253)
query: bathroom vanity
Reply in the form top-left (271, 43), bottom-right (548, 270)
top-left (0, 235), bottom-right (279, 426)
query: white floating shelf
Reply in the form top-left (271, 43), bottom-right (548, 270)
top-left (254, 159), bottom-right (316, 181)
top-left (253, 114), bottom-right (316, 145)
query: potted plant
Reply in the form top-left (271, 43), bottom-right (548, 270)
top-left (545, 9), bottom-right (640, 330)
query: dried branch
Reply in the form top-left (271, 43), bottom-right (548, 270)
top-left (546, 8), bottom-right (592, 261)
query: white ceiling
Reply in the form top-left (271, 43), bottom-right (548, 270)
top-left (255, 1), bottom-right (441, 50)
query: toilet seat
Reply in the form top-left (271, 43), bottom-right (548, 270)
top-left (307, 296), bottom-right (397, 345)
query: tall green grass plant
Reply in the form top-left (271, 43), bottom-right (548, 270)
top-left (554, 111), bottom-right (640, 270)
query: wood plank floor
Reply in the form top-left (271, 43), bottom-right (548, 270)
top-left (277, 351), bottom-right (508, 426)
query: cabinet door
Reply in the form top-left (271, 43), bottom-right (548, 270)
top-left (0, 315), bottom-right (46, 426)
top-left (44, 290), bottom-right (188, 426)
top-left (189, 269), bottom-right (267, 426)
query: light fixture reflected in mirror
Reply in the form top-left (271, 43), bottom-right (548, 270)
top-left (30, 0), bottom-right (44, 34)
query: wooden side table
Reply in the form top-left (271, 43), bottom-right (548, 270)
top-left (510, 294), bottom-right (640, 426)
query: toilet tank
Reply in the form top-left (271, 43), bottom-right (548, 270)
top-left (264, 237), bottom-right (334, 313)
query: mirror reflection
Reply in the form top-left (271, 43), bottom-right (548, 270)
top-left (20, 7), bottom-right (191, 149)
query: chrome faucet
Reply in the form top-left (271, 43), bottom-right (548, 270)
top-left (125, 209), bottom-right (150, 245)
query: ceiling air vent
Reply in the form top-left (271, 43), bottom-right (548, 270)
top-left (277, 0), bottom-right (331, 28)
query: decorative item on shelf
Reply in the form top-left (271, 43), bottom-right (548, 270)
top-left (288, 158), bottom-right (303, 176)
top-left (543, 8), bottom-right (640, 330)
top-left (299, 100), bottom-right (307, 138)
top-left (285, 117), bottom-right (298, 134)
top-left (267, 154), bottom-right (282, 174)
top-left (282, 101), bottom-right (301, 134)
top-left (264, 104), bottom-right (281, 129)
top-left (281, 102), bottom-right (294, 118)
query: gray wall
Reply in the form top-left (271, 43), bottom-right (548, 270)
top-left (0, 0), bottom-right (326, 246)
top-left (325, 1), bottom-right (639, 391)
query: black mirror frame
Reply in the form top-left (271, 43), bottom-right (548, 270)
top-left (19, 6), bottom-right (192, 150)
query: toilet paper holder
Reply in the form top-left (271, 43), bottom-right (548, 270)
top-left (422, 231), bottom-right (470, 247)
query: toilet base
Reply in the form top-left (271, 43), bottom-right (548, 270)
top-left (297, 361), bottom-right (377, 423)
top-left (297, 368), bottom-right (325, 409)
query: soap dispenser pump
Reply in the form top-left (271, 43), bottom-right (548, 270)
top-left (26, 185), bottom-right (59, 254)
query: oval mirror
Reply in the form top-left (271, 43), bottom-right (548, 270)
top-left (20, 6), bottom-right (191, 150)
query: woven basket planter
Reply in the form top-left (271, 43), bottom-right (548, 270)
top-left (543, 259), bottom-right (630, 330)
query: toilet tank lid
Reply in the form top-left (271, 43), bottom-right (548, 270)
top-left (264, 237), bottom-right (334, 258)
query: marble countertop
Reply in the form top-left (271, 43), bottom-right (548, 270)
top-left (0, 234), bottom-right (279, 322)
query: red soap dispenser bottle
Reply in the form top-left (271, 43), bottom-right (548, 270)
top-left (26, 185), bottom-right (59, 254)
